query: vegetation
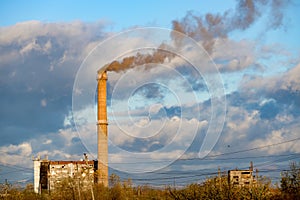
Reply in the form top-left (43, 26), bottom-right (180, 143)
top-left (1, 162), bottom-right (299, 200)
top-left (168, 175), bottom-right (274, 200)
top-left (279, 161), bottom-right (300, 199)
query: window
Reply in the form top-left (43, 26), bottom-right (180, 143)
top-left (241, 172), bottom-right (250, 174)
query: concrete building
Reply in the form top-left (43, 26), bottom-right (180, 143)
top-left (228, 162), bottom-right (257, 187)
top-left (33, 155), bottom-right (97, 194)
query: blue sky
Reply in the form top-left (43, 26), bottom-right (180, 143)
top-left (0, 0), bottom-right (300, 186)
top-left (0, 0), bottom-right (236, 29)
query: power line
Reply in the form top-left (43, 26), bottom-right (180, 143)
top-left (122, 156), bottom-right (300, 183)
top-left (0, 137), bottom-right (298, 185)
top-left (109, 153), bottom-right (300, 165)
top-left (254, 154), bottom-right (300, 169)
top-left (108, 137), bottom-right (300, 165)
top-left (206, 137), bottom-right (300, 158)
top-left (0, 162), bottom-right (32, 171)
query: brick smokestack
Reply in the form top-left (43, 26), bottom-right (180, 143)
top-left (97, 70), bottom-right (108, 186)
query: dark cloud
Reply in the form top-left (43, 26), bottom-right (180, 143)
top-left (259, 100), bottom-right (280, 119)
top-left (0, 1), bottom-right (297, 183)
top-left (157, 106), bottom-right (181, 118)
top-left (269, 89), bottom-right (300, 109)
top-left (132, 83), bottom-right (166, 100)
top-left (241, 63), bottom-right (300, 114)
top-left (192, 77), bottom-right (300, 157)
top-left (175, 65), bottom-right (208, 92)
top-left (0, 21), bottom-right (107, 146)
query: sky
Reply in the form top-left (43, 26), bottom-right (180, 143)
top-left (0, 0), bottom-right (300, 186)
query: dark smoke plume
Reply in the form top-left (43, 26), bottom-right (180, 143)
top-left (105, 0), bottom-right (290, 72)
top-left (172, 0), bottom-right (290, 54)
top-left (105, 45), bottom-right (175, 72)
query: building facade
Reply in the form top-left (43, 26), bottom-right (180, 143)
top-left (228, 162), bottom-right (257, 187)
top-left (33, 156), bottom-right (97, 193)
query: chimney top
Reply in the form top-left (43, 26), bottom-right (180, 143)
top-left (97, 70), bottom-right (107, 80)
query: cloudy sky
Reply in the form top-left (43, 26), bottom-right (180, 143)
top-left (0, 0), bottom-right (300, 186)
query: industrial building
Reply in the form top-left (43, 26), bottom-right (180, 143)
top-left (33, 70), bottom-right (109, 193)
top-left (33, 154), bottom-right (97, 194)
top-left (228, 162), bottom-right (257, 187)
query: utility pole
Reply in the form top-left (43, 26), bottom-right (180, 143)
top-left (173, 177), bottom-right (176, 188)
top-left (218, 167), bottom-right (221, 191)
top-left (256, 169), bottom-right (259, 184)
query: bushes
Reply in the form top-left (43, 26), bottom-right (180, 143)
top-left (168, 175), bottom-right (273, 200)
top-left (280, 161), bottom-right (300, 200)
top-left (1, 164), bottom-right (300, 200)
top-left (0, 183), bottom-right (42, 200)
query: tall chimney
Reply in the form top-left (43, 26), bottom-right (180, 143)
top-left (97, 70), bottom-right (108, 186)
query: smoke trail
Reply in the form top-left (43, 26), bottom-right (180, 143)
top-left (105, 44), bottom-right (175, 72)
top-left (104, 0), bottom-right (290, 72)
top-left (172, 0), bottom-right (290, 54)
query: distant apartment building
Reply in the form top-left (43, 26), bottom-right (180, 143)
top-left (33, 154), bottom-right (97, 193)
top-left (228, 162), bottom-right (257, 187)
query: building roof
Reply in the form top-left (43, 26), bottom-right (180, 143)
top-left (48, 160), bottom-right (95, 165)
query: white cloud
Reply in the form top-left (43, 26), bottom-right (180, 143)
top-left (212, 38), bottom-right (257, 72)
top-left (0, 19), bottom-right (299, 182)
top-left (40, 98), bottom-right (47, 107)
top-left (42, 139), bottom-right (52, 145)
top-left (241, 62), bottom-right (300, 93)
top-left (225, 107), bottom-right (260, 143)
top-left (0, 142), bottom-right (32, 166)
top-left (249, 128), bottom-right (300, 155)
top-left (109, 116), bottom-right (206, 147)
